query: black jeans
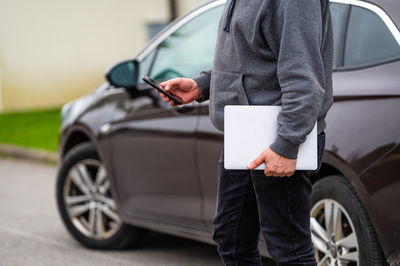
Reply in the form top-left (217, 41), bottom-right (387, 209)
top-left (213, 132), bottom-right (326, 266)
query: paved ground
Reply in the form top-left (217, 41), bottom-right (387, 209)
top-left (0, 157), bottom-right (274, 266)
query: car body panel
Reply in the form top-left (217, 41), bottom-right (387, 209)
top-left (195, 104), bottom-right (223, 230)
top-left (360, 143), bottom-right (400, 262)
top-left (59, 88), bottom-right (127, 158)
top-left (105, 89), bottom-right (205, 229)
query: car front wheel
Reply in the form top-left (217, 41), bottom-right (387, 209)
top-left (56, 142), bottom-right (147, 249)
top-left (311, 175), bottom-right (386, 266)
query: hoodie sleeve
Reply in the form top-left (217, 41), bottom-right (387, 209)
top-left (265, 0), bottom-right (327, 159)
top-left (193, 69), bottom-right (212, 103)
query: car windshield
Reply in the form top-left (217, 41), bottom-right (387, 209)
top-left (138, 5), bottom-right (224, 82)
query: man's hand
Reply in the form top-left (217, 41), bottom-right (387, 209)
top-left (158, 78), bottom-right (202, 106)
top-left (247, 147), bottom-right (296, 177)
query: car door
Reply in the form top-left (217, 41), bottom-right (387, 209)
top-left (106, 2), bottom-right (224, 230)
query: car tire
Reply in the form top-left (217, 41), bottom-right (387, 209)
top-left (311, 175), bottom-right (386, 265)
top-left (56, 142), bottom-right (148, 250)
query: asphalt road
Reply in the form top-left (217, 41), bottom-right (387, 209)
top-left (0, 157), bottom-right (274, 266)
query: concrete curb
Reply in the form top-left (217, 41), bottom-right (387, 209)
top-left (0, 144), bottom-right (58, 164)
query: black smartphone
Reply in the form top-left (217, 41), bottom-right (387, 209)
top-left (142, 75), bottom-right (183, 105)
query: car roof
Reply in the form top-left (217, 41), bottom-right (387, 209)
top-left (366, 0), bottom-right (400, 27)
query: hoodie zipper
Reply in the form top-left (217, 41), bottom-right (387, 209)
top-left (223, 0), bottom-right (237, 32)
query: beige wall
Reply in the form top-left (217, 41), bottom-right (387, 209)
top-left (177, 0), bottom-right (204, 15)
top-left (0, 0), bottom-right (203, 112)
top-left (0, 64), bottom-right (3, 111)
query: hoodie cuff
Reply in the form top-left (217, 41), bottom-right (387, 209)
top-left (193, 72), bottom-right (210, 103)
top-left (269, 135), bottom-right (300, 159)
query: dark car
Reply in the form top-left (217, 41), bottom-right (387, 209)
top-left (56, 0), bottom-right (400, 265)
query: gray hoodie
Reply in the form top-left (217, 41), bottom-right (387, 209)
top-left (193, 0), bottom-right (334, 159)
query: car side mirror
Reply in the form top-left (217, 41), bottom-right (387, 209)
top-left (105, 60), bottom-right (138, 89)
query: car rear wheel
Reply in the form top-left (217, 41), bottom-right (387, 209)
top-left (311, 175), bottom-right (386, 266)
top-left (56, 142), bottom-right (148, 249)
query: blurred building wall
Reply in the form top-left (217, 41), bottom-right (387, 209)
top-left (0, 0), bottom-right (204, 112)
top-left (0, 65), bottom-right (3, 111)
top-left (177, 0), bottom-right (205, 15)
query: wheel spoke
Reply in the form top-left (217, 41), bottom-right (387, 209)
top-left (332, 202), bottom-right (343, 242)
top-left (317, 255), bottom-right (329, 266)
top-left (339, 251), bottom-right (358, 262)
top-left (65, 195), bottom-right (91, 205)
top-left (68, 202), bottom-right (91, 217)
top-left (88, 207), bottom-right (96, 235)
top-left (324, 200), bottom-right (342, 241)
top-left (312, 232), bottom-right (328, 253)
top-left (78, 164), bottom-right (95, 193)
top-left (101, 205), bottom-right (120, 222)
top-left (324, 200), bottom-right (333, 237)
top-left (98, 195), bottom-right (116, 210)
top-left (69, 167), bottom-right (91, 195)
top-left (103, 179), bottom-right (110, 193)
top-left (311, 217), bottom-right (329, 243)
top-left (337, 232), bottom-right (357, 249)
top-left (95, 208), bottom-right (104, 238)
top-left (95, 166), bottom-right (107, 187)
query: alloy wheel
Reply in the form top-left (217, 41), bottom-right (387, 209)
top-left (63, 159), bottom-right (122, 239)
top-left (311, 199), bottom-right (359, 266)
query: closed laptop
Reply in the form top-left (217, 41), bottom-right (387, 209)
top-left (224, 105), bottom-right (318, 170)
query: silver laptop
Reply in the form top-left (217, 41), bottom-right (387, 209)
top-left (224, 105), bottom-right (318, 170)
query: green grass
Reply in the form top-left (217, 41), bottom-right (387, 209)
top-left (0, 108), bottom-right (61, 151)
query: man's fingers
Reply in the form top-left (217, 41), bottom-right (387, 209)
top-left (163, 79), bottom-right (180, 92)
top-left (159, 93), bottom-right (169, 102)
top-left (164, 84), bottom-right (172, 92)
top-left (264, 168), bottom-right (272, 176)
top-left (276, 170), bottom-right (286, 177)
top-left (158, 91), bottom-right (180, 106)
top-left (268, 170), bottom-right (294, 178)
top-left (156, 88), bottom-right (175, 104)
top-left (247, 153), bottom-right (265, 169)
top-left (169, 100), bottom-right (179, 106)
top-left (264, 166), bottom-right (285, 177)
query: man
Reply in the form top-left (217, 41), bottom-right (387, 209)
top-left (157, 0), bottom-right (333, 265)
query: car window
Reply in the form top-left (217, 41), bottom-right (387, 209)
top-left (329, 2), bottom-right (348, 68)
top-left (138, 49), bottom-right (156, 83)
top-left (344, 6), bottom-right (400, 68)
top-left (139, 5), bottom-right (224, 81)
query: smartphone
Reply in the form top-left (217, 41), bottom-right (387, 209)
top-left (142, 75), bottom-right (183, 105)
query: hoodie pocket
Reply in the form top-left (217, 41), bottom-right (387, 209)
top-left (209, 69), bottom-right (249, 130)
